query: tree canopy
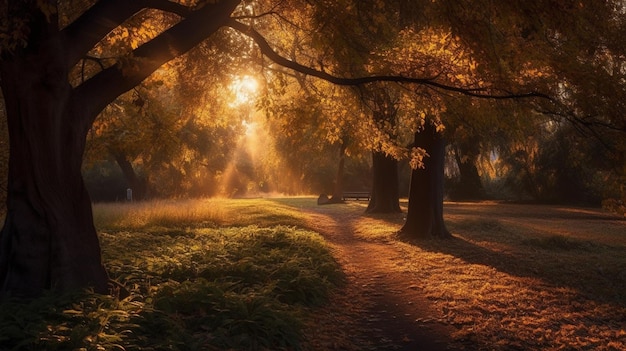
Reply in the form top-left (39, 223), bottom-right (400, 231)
top-left (1, 0), bottom-right (624, 206)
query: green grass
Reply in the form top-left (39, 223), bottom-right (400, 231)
top-left (0, 198), bottom-right (342, 351)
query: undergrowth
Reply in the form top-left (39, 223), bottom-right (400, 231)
top-left (0, 199), bottom-right (342, 351)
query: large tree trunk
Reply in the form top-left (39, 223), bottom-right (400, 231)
top-left (0, 0), bottom-right (240, 297)
top-left (0, 17), bottom-right (109, 296)
top-left (399, 124), bottom-right (451, 239)
top-left (366, 151), bottom-right (401, 213)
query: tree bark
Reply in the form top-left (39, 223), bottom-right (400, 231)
top-left (366, 151), bottom-right (401, 213)
top-left (0, 12), bottom-right (109, 296)
top-left (399, 124), bottom-right (451, 239)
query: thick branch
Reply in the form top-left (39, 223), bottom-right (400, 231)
top-left (73, 0), bottom-right (241, 130)
top-left (226, 20), bottom-right (551, 101)
top-left (62, 0), bottom-right (195, 68)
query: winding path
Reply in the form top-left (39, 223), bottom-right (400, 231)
top-left (301, 206), bottom-right (454, 351)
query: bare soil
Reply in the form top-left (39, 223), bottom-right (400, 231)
top-left (299, 201), bottom-right (626, 351)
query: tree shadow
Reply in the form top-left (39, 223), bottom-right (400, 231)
top-left (361, 207), bottom-right (625, 308)
top-left (400, 231), bottom-right (625, 308)
top-left (444, 201), bottom-right (626, 221)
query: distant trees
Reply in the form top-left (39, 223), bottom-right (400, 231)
top-left (83, 67), bottom-right (242, 200)
top-left (437, 0), bottom-right (626, 208)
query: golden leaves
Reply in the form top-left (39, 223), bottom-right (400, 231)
top-left (409, 147), bottom-right (428, 169)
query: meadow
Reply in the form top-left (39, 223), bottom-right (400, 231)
top-left (0, 198), bottom-right (344, 351)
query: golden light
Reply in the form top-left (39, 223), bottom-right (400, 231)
top-left (241, 120), bottom-right (257, 136)
top-left (216, 75), bottom-right (267, 197)
top-left (229, 75), bottom-right (259, 107)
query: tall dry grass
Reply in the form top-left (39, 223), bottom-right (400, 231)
top-left (92, 197), bottom-right (309, 230)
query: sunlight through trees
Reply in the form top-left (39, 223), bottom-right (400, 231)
top-left (229, 75), bottom-right (260, 107)
top-left (1, 0), bottom-right (625, 298)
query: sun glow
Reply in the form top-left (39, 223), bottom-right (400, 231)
top-left (229, 75), bottom-right (259, 107)
top-left (242, 120), bottom-right (257, 136)
top-left (216, 116), bottom-right (270, 197)
top-left (217, 74), bottom-right (272, 197)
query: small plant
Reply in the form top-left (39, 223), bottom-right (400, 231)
top-left (602, 198), bottom-right (626, 217)
top-left (0, 291), bottom-right (143, 351)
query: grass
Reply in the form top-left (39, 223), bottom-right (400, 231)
top-left (1, 198), bottom-right (624, 350)
top-left (351, 201), bottom-right (626, 350)
top-left (92, 197), bottom-right (309, 230)
top-left (0, 198), bottom-right (343, 351)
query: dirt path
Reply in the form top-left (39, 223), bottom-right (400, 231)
top-left (301, 207), bottom-right (454, 351)
top-left (297, 201), bottom-right (626, 350)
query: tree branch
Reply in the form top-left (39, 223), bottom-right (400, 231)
top-left (73, 0), bottom-right (241, 131)
top-left (226, 20), bottom-right (551, 101)
top-left (62, 0), bottom-right (196, 68)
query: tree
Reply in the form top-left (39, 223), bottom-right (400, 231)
top-left (441, 97), bottom-right (521, 201)
top-left (262, 76), bottom-right (371, 197)
top-left (448, 136), bottom-right (485, 200)
top-left (400, 121), bottom-right (451, 238)
top-left (394, 0), bottom-right (626, 237)
top-left (0, 97), bottom-right (7, 217)
top-left (442, 0), bottom-right (626, 207)
top-left (84, 68), bottom-right (244, 199)
top-left (0, 0), bottom-right (243, 296)
top-left (372, 25), bottom-right (486, 237)
top-left (0, 0), bottom-right (562, 297)
top-left (361, 86), bottom-right (402, 213)
top-left (303, 1), bottom-right (405, 212)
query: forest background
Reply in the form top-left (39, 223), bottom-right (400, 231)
top-left (1, 0), bottom-right (625, 214)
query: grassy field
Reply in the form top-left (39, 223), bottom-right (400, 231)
top-left (0, 198), bottom-right (624, 350)
top-left (352, 200), bottom-right (626, 350)
top-left (0, 198), bottom-right (343, 351)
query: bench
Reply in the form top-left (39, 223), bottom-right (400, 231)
top-left (342, 191), bottom-right (371, 201)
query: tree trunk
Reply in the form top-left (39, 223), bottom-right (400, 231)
top-left (366, 151), bottom-right (401, 213)
top-left (0, 14), bottom-right (109, 296)
top-left (0, 0), bottom-right (240, 297)
top-left (399, 124), bottom-right (451, 239)
top-left (329, 140), bottom-right (347, 203)
top-left (451, 149), bottom-right (484, 200)
top-left (111, 150), bottom-right (148, 201)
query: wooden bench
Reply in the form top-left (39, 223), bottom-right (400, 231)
top-left (342, 191), bottom-right (371, 201)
